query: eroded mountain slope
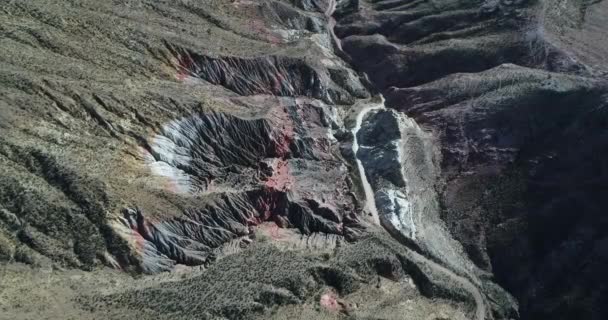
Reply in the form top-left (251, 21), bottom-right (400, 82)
top-left (335, 0), bottom-right (608, 318)
top-left (0, 0), bottom-right (606, 319)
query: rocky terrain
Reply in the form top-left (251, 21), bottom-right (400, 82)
top-left (0, 0), bottom-right (606, 319)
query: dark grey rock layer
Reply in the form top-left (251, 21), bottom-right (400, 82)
top-left (335, 0), bottom-right (608, 319)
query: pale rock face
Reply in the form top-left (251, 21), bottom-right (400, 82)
top-left (377, 188), bottom-right (416, 239)
top-left (145, 121), bottom-right (196, 194)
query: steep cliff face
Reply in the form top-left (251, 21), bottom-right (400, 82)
top-left (0, 0), bottom-right (606, 319)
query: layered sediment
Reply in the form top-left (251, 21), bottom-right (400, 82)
top-left (1, 0), bottom-right (606, 319)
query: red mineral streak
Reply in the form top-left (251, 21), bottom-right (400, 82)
top-left (251, 100), bottom-right (297, 234)
top-left (272, 73), bottom-right (282, 93)
top-left (320, 290), bottom-right (342, 312)
top-left (254, 191), bottom-right (282, 223)
top-left (265, 160), bottom-right (293, 191)
top-left (271, 104), bottom-right (295, 158)
top-left (248, 192), bottom-right (287, 240)
top-left (336, 222), bottom-right (344, 233)
top-left (165, 179), bottom-right (178, 193)
top-left (134, 230), bottom-right (145, 257)
top-left (127, 214), bottom-right (159, 267)
top-left (257, 223), bottom-right (285, 241)
top-left (268, 223), bottom-right (282, 240)
top-left (175, 52), bottom-right (199, 81)
top-left (246, 215), bottom-right (262, 227)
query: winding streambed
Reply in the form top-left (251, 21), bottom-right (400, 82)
top-left (327, 4), bottom-right (488, 319)
top-left (351, 96), bottom-right (385, 225)
top-left (349, 98), bottom-right (488, 320)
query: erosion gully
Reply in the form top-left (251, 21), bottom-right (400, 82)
top-left (325, 2), bottom-right (488, 319)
